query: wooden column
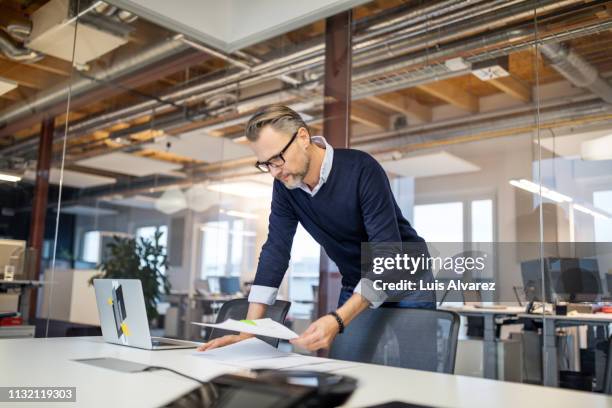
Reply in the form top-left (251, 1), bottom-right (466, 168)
top-left (318, 10), bottom-right (352, 318)
top-left (28, 117), bottom-right (54, 321)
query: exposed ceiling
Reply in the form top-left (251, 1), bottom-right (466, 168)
top-left (0, 0), bottom-right (611, 200)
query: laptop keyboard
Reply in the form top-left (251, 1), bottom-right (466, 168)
top-left (152, 338), bottom-right (179, 347)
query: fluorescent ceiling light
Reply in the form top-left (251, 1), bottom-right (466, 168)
top-left (573, 204), bottom-right (610, 220)
top-left (381, 151), bottom-right (480, 178)
top-left (224, 210), bottom-right (258, 219)
top-left (581, 134), bottom-right (612, 161)
top-left (0, 173), bottom-right (21, 183)
top-left (59, 205), bottom-right (118, 216)
top-left (207, 181), bottom-right (271, 198)
top-left (509, 179), bottom-right (573, 203)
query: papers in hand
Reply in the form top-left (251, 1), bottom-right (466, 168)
top-left (194, 338), bottom-right (358, 372)
top-left (192, 318), bottom-right (298, 340)
top-left (194, 338), bottom-right (290, 362)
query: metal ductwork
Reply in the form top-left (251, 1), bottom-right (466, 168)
top-left (0, 29), bottom-right (42, 62)
top-left (0, 38), bottom-right (188, 129)
top-left (6, 21), bottom-right (32, 42)
top-left (540, 42), bottom-right (612, 104)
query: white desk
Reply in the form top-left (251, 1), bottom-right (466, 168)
top-left (519, 312), bottom-right (612, 387)
top-left (440, 305), bottom-right (524, 380)
top-left (1, 337), bottom-right (611, 408)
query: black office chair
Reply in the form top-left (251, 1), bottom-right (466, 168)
top-left (207, 298), bottom-right (291, 347)
top-left (604, 335), bottom-right (612, 394)
top-left (330, 307), bottom-right (460, 374)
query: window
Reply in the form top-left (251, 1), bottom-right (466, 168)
top-left (413, 199), bottom-right (494, 243)
top-left (136, 225), bottom-right (168, 274)
top-left (471, 199), bottom-right (494, 242)
top-left (136, 225), bottom-right (168, 247)
top-left (594, 191), bottom-right (612, 242)
top-left (82, 231), bottom-right (101, 263)
top-left (414, 202), bottom-right (464, 242)
top-left (288, 223), bottom-right (320, 318)
top-left (199, 219), bottom-right (255, 279)
top-left (200, 221), bottom-right (229, 278)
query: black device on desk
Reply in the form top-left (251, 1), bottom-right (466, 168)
top-left (165, 369), bottom-right (357, 408)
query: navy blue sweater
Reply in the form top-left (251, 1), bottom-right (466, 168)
top-left (255, 148), bottom-right (431, 298)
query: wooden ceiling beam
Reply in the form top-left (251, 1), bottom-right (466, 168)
top-left (350, 104), bottom-right (388, 129)
top-left (0, 50), bottom-right (212, 139)
top-left (135, 149), bottom-right (200, 165)
top-left (418, 82), bottom-right (479, 113)
top-left (487, 75), bottom-right (532, 102)
top-left (367, 92), bottom-right (432, 123)
top-left (0, 55), bottom-right (72, 77)
top-left (0, 59), bottom-right (62, 89)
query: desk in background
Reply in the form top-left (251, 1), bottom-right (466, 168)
top-left (1, 336), bottom-right (611, 408)
top-left (519, 312), bottom-right (612, 388)
top-left (440, 305), bottom-right (524, 380)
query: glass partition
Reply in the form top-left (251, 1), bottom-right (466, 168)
top-left (0, 0), bottom-right (79, 339)
top-left (4, 0), bottom-right (610, 393)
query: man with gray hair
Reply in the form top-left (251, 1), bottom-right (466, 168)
top-left (198, 104), bottom-right (434, 352)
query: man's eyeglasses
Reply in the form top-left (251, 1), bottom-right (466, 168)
top-left (255, 131), bottom-right (298, 173)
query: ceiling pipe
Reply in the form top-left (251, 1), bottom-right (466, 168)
top-left (539, 42), bottom-right (612, 104)
top-left (0, 0), bottom-right (485, 135)
top-left (1, 0), bottom-right (607, 157)
top-left (71, 0), bottom-right (592, 138)
top-left (55, 98), bottom-right (612, 204)
top-left (0, 30), bottom-right (42, 62)
top-left (0, 37), bottom-right (188, 126)
top-left (6, 15), bottom-right (611, 160)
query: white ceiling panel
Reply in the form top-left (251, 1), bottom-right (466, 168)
top-left (381, 151), bottom-right (480, 178)
top-left (144, 132), bottom-right (252, 163)
top-left (24, 168), bottom-right (116, 188)
top-left (75, 152), bottom-right (182, 177)
top-left (104, 195), bottom-right (158, 210)
top-left (537, 129), bottom-right (612, 159)
top-left (59, 205), bottom-right (118, 216)
top-left (107, 0), bottom-right (369, 52)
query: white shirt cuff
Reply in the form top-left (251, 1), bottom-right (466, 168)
top-left (354, 279), bottom-right (388, 308)
top-left (248, 285), bottom-right (278, 305)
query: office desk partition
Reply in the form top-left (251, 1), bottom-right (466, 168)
top-left (1, 336), bottom-right (611, 408)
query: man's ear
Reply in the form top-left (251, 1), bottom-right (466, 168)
top-left (297, 127), bottom-right (311, 148)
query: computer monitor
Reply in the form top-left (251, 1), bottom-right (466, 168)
top-left (0, 239), bottom-right (26, 279)
top-left (219, 276), bottom-right (241, 295)
top-left (551, 258), bottom-right (602, 302)
top-left (521, 257), bottom-right (602, 303)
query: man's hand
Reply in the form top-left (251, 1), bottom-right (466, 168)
top-left (289, 315), bottom-right (340, 351)
top-left (197, 333), bottom-right (253, 352)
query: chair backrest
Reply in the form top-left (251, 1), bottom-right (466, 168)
top-left (604, 335), bottom-right (612, 394)
top-left (329, 307), bottom-right (460, 374)
top-left (207, 298), bottom-right (291, 347)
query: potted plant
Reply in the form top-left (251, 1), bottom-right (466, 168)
top-left (89, 229), bottom-right (170, 322)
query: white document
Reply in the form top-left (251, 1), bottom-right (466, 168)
top-left (193, 338), bottom-right (359, 372)
top-left (193, 338), bottom-right (291, 362)
top-left (192, 318), bottom-right (299, 340)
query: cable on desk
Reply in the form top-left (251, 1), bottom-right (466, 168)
top-left (144, 366), bottom-right (220, 407)
top-left (144, 366), bottom-right (207, 385)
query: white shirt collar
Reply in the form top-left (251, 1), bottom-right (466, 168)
top-left (298, 135), bottom-right (334, 197)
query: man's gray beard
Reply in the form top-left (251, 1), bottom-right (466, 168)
top-left (282, 155), bottom-right (310, 189)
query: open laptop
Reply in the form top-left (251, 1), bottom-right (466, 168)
top-left (93, 279), bottom-right (197, 350)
